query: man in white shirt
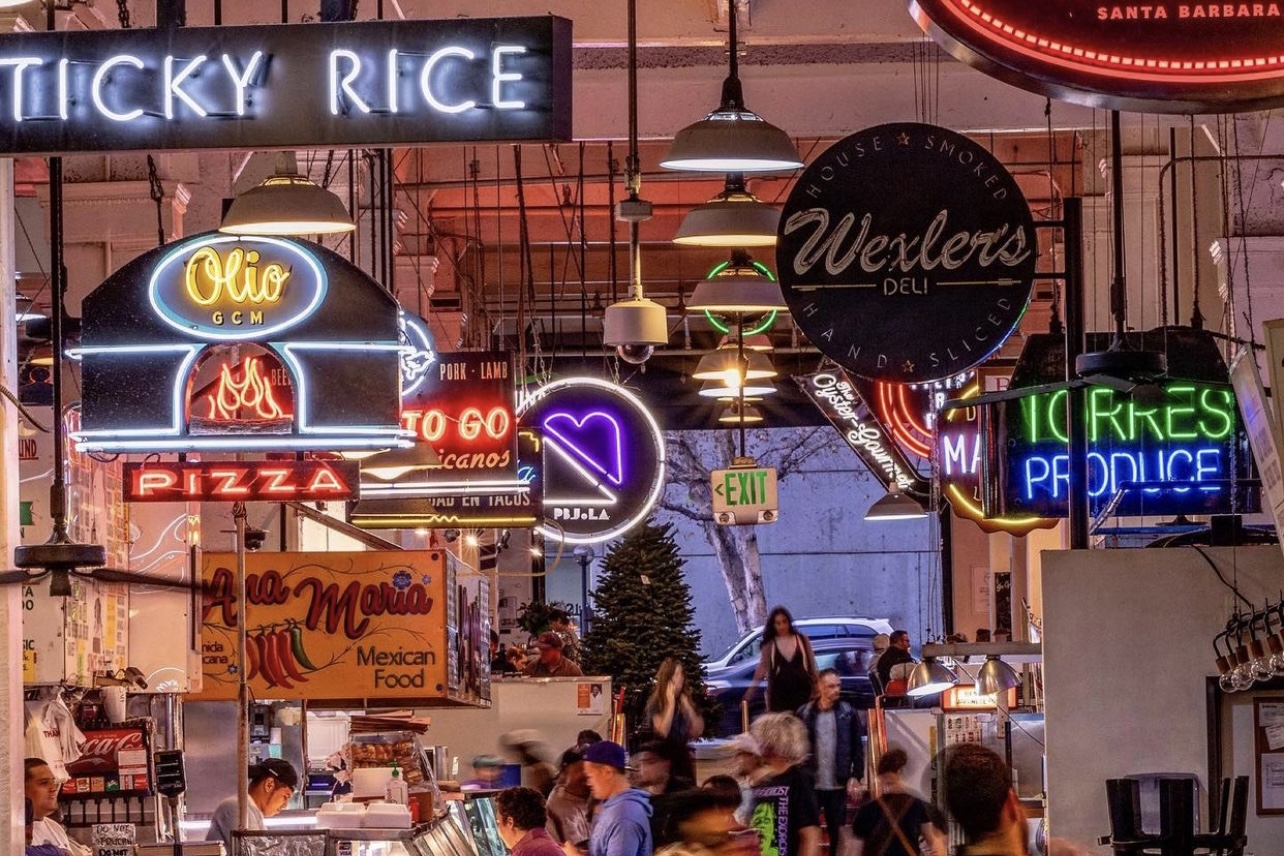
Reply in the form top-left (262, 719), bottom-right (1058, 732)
top-left (26, 758), bottom-right (91, 856)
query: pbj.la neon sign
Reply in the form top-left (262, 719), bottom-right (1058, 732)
top-left (518, 377), bottom-right (665, 545)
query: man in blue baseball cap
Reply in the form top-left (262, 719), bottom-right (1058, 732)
top-left (578, 741), bottom-right (652, 856)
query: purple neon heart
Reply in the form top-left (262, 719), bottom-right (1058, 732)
top-left (541, 410), bottom-right (625, 486)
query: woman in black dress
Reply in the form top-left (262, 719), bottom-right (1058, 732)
top-left (746, 606), bottom-right (818, 714)
top-left (644, 656), bottom-right (704, 781)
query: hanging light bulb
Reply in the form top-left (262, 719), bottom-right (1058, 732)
top-left (1231, 633), bottom-right (1256, 691)
top-left (1215, 632), bottom-right (1237, 693)
top-left (1253, 613), bottom-right (1276, 683)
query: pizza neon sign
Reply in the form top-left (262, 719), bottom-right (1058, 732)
top-left (124, 460), bottom-right (359, 502)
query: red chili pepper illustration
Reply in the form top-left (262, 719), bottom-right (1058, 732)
top-left (252, 632), bottom-right (277, 687)
top-left (265, 630), bottom-right (294, 690)
top-left (245, 631), bottom-right (260, 681)
top-left (275, 630), bottom-right (308, 683)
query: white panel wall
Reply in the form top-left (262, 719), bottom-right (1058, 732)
top-left (1042, 546), bottom-right (1284, 849)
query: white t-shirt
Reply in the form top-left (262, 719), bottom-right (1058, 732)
top-left (206, 796), bottom-right (265, 851)
top-left (32, 817), bottom-right (91, 856)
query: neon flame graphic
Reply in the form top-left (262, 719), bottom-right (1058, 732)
top-left (203, 356), bottom-right (289, 421)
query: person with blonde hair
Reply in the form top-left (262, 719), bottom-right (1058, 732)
top-left (747, 714), bottom-right (820, 856)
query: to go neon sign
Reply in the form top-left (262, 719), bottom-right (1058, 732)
top-left (402, 407), bottom-right (511, 444)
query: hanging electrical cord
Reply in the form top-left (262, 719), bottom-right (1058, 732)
top-left (1188, 118), bottom-right (1204, 331)
top-left (146, 156), bottom-right (165, 247)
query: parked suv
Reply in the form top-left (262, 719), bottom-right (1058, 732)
top-left (703, 617), bottom-right (894, 673)
top-left (704, 635), bottom-right (879, 735)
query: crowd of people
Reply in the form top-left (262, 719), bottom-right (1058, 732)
top-left (490, 609), bottom-right (587, 678)
top-left (474, 605), bottom-right (1055, 856)
top-left (21, 606), bottom-right (1051, 856)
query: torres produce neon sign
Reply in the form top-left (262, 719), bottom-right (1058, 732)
top-left (994, 382), bottom-right (1255, 518)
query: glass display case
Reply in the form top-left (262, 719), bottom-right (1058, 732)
top-left (231, 804), bottom-right (505, 856)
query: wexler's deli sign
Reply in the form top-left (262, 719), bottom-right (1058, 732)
top-left (777, 122), bottom-right (1036, 385)
top-left (73, 231), bottom-right (407, 453)
top-left (0, 16), bottom-right (571, 155)
top-left (196, 551), bottom-right (472, 704)
top-left (910, 0), bottom-right (1284, 113)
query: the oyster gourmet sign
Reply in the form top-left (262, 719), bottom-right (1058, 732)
top-left (0, 16), bottom-right (571, 155)
top-left (777, 122), bottom-right (1036, 384)
top-left (910, 0), bottom-right (1284, 112)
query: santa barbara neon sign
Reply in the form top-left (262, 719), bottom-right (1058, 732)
top-left (0, 17), bottom-right (571, 155)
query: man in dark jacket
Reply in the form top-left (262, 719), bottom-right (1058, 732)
top-left (797, 668), bottom-right (866, 845)
top-left (876, 630), bottom-right (915, 692)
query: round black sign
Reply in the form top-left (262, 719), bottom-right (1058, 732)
top-left (777, 122), bottom-right (1036, 384)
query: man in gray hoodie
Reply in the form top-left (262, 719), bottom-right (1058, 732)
top-left (581, 741), bottom-right (652, 856)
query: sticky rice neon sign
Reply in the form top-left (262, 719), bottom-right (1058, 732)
top-left (0, 17), bottom-right (572, 155)
top-left (1000, 382), bottom-right (1249, 517)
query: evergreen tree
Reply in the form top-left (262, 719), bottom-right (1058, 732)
top-left (581, 519), bottom-right (719, 742)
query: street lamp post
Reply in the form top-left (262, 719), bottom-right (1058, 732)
top-left (573, 545), bottom-right (595, 635)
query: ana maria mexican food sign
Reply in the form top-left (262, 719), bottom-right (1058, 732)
top-left (911, 0), bottom-right (1284, 112)
top-left (195, 551), bottom-right (467, 704)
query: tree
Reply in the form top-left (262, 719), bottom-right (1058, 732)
top-left (580, 520), bottom-right (716, 740)
top-left (660, 427), bottom-right (833, 634)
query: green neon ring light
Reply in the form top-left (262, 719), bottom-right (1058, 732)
top-left (702, 259), bottom-right (779, 335)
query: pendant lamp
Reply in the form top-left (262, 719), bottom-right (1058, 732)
top-left (865, 483), bottom-right (927, 521)
top-left (718, 402), bottom-right (764, 425)
top-left (692, 349), bottom-right (778, 385)
top-left (699, 379), bottom-right (777, 399)
top-left (688, 250), bottom-right (786, 314)
top-left (220, 153), bottom-right (356, 236)
top-left (674, 173), bottom-right (780, 246)
top-left (976, 656), bottom-right (1021, 696)
top-left (906, 658), bottom-right (958, 697)
top-left (661, 2), bottom-right (802, 173)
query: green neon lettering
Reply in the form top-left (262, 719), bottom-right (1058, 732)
top-left (1164, 385), bottom-right (1198, 439)
top-left (1046, 390), bottom-right (1068, 443)
top-left (1089, 387), bottom-right (1125, 442)
top-left (1198, 387), bottom-right (1234, 439)
top-left (1129, 398), bottom-right (1163, 441)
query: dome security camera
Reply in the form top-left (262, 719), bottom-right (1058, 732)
top-left (616, 343), bottom-right (655, 365)
top-left (244, 527), bottom-right (267, 551)
top-left (604, 295), bottom-right (667, 365)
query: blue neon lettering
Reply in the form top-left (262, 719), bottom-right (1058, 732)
top-left (1020, 448), bottom-right (1225, 500)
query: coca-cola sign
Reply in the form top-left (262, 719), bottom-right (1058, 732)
top-left (62, 727), bottom-right (150, 796)
top-left (777, 122), bottom-right (1036, 384)
top-left (910, 0), bottom-right (1284, 113)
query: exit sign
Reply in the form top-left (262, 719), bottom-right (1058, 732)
top-left (711, 464), bottom-right (778, 526)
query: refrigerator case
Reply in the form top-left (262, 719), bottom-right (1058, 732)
top-left (232, 815), bottom-right (482, 856)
